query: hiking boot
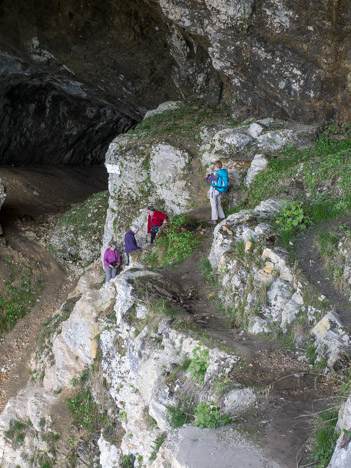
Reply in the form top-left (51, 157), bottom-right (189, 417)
top-left (209, 220), bottom-right (217, 225)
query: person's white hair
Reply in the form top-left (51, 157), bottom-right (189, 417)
top-left (131, 224), bottom-right (139, 232)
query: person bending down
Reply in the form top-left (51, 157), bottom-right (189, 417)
top-left (103, 242), bottom-right (121, 282)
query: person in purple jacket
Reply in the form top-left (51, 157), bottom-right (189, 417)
top-left (103, 242), bottom-right (121, 282)
top-left (125, 225), bottom-right (141, 266)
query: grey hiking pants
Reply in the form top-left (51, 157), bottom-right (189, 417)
top-left (104, 266), bottom-right (117, 283)
top-left (210, 190), bottom-right (225, 221)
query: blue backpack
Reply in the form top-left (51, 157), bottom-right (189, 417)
top-left (212, 169), bottom-right (229, 192)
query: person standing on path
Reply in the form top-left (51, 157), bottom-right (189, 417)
top-left (206, 160), bottom-right (227, 225)
top-left (125, 225), bottom-right (141, 265)
top-left (147, 206), bottom-right (168, 243)
top-left (103, 242), bottom-right (121, 282)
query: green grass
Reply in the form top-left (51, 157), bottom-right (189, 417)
top-left (50, 190), bottom-right (108, 265)
top-left (166, 404), bottom-right (189, 428)
top-left (67, 369), bottom-right (116, 434)
top-left (56, 190), bottom-right (108, 236)
top-left (246, 138), bottom-right (351, 225)
top-left (313, 409), bottom-right (340, 467)
top-left (0, 255), bottom-right (43, 334)
top-left (199, 258), bottom-right (214, 282)
top-left (153, 299), bottom-right (176, 317)
top-left (145, 214), bottom-right (201, 268)
top-left (127, 99), bottom-right (238, 145)
top-left (149, 434), bottom-right (167, 462)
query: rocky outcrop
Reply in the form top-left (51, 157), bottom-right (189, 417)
top-left (329, 395), bottom-right (351, 467)
top-left (102, 104), bottom-right (317, 255)
top-left (155, 426), bottom-right (281, 468)
top-left (0, 261), bottom-right (263, 466)
top-left (0, 178), bottom-right (5, 209)
top-left (208, 200), bottom-right (351, 368)
top-left (1, 0), bottom-right (351, 163)
top-left (49, 190), bottom-right (109, 268)
top-left (0, 77), bottom-right (134, 165)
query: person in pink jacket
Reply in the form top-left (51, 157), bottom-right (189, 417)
top-left (103, 242), bottom-right (121, 282)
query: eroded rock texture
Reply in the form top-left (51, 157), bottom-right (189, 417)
top-left (1, 0), bottom-right (351, 164)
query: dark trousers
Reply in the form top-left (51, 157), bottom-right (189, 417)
top-left (151, 230), bottom-right (158, 244)
top-left (126, 253), bottom-right (130, 266)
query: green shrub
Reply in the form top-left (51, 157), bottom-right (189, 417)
top-left (194, 401), bottom-right (233, 429)
top-left (167, 404), bottom-right (188, 428)
top-left (188, 347), bottom-right (210, 384)
top-left (275, 201), bottom-right (311, 243)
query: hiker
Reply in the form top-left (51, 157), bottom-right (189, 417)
top-left (147, 206), bottom-right (168, 243)
top-left (103, 242), bottom-right (121, 282)
top-left (125, 225), bottom-right (141, 265)
top-left (206, 160), bottom-right (228, 225)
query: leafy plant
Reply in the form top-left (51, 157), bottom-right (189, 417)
top-left (276, 201), bottom-right (310, 234)
top-left (194, 401), bottom-right (234, 429)
top-left (188, 347), bottom-right (210, 385)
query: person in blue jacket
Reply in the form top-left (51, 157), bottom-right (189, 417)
top-left (206, 160), bottom-right (227, 224)
top-left (125, 225), bottom-right (141, 265)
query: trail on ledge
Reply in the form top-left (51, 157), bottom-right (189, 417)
top-left (295, 217), bottom-right (351, 327)
top-left (0, 166), bottom-right (107, 411)
top-left (159, 206), bottom-right (337, 468)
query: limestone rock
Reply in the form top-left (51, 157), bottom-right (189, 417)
top-left (98, 435), bottom-right (121, 468)
top-left (201, 128), bottom-right (252, 165)
top-left (43, 281), bottom-right (115, 391)
top-left (144, 101), bottom-right (181, 119)
top-left (222, 388), bottom-right (256, 416)
top-left (247, 123), bottom-right (264, 139)
top-left (312, 312), bottom-right (351, 367)
top-left (103, 135), bottom-right (193, 254)
top-left (329, 394), bottom-right (351, 467)
top-left (244, 153), bottom-right (268, 187)
top-left (153, 426), bottom-right (282, 468)
top-left (0, 386), bottom-right (56, 467)
top-left (0, 178), bottom-right (5, 211)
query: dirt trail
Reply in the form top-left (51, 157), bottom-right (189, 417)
top-left (0, 165), bottom-right (107, 410)
top-left (295, 217), bottom-right (351, 327)
top-left (159, 207), bottom-right (336, 468)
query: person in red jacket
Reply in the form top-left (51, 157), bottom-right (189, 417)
top-left (147, 206), bottom-right (168, 244)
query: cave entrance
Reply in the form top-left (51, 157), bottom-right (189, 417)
top-left (0, 164), bottom-right (108, 250)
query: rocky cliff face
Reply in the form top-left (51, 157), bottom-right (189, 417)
top-left (1, 0), bottom-right (351, 164)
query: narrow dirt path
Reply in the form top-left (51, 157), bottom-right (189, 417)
top-left (0, 165), bottom-right (107, 410)
top-left (159, 207), bottom-right (336, 468)
top-left (295, 217), bottom-right (351, 327)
